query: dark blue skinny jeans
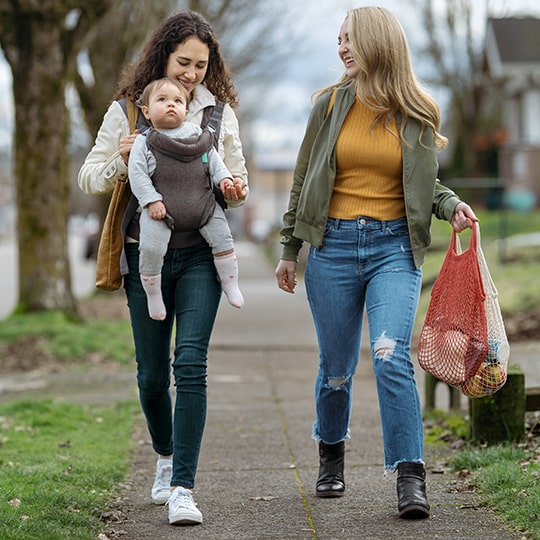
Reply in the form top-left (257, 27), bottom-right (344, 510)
top-left (124, 242), bottom-right (221, 488)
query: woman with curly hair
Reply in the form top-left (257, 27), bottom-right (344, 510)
top-left (79, 10), bottom-right (248, 526)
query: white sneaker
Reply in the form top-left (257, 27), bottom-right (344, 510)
top-left (167, 487), bottom-right (203, 525)
top-left (151, 458), bottom-right (172, 505)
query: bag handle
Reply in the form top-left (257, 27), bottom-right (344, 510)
top-left (126, 99), bottom-right (139, 133)
top-left (452, 221), bottom-right (487, 302)
top-left (112, 99), bottom-right (139, 186)
top-left (473, 222), bottom-right (499, 299)
top-left (452, 219), bottom-right (479, 256)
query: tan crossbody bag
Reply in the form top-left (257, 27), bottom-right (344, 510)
top-left (95, 99), bottom-right (138, 291)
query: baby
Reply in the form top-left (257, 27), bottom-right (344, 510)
top-left (128, 77), bottom-right (244, 319)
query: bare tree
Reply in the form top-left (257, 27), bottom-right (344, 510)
top-left (75, 0), bottom-right (293, 132)
top-left (71, 0), bottom-right (176, 235)
top-left (188, 0), bottom-right (291, 93)
top-left (0, 1), bottom-right (113, 315)
top-left (416, 0), bottom-right (502, 177)
top-left (73, 0), bottom-right (176, 138)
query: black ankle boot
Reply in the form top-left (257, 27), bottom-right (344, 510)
top-left (316, 441), bottom-right (345, 498)
top-left (397, 462), bottom-right (430, 519)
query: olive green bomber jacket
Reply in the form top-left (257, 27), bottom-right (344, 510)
top-left (279, 82), bottom-right (461, 269)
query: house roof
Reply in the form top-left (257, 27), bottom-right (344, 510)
top-left (486, 17), bottom-right (540, 79)
top-left (489, 17), bottom-right (540, 63)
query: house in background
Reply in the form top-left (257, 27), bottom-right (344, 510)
top-left (485, 16), bottom-right (540, 210)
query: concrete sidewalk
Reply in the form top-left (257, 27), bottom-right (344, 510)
top-left (105, 242), bottom-right (526, 540)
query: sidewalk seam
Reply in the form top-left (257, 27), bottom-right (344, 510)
top-left (267, 366), bottom-right (318, 540)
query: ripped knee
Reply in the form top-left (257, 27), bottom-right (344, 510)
top-left (374, 332), bottom-right (396, 360)
top-left (327, 376), bottom-right (349, 390)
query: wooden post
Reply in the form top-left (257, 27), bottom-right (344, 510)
top-left (469, 364), bottom-right (526, 444)
top-left (526, 387), bottom-right (540, 411)
top-left (424, 373), bottom-right (461, 411)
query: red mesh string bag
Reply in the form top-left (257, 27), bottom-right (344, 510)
top-left (417, 224), bottom-right (488, 386)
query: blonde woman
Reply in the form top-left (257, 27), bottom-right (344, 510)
top-left (275, 6), bottom-right (476, 518)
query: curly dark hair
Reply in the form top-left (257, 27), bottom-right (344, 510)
top-left (115, 10), bottom-right (238, 107)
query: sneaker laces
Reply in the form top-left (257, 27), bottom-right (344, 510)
top-left (168, 488), bottom-right (195, 510)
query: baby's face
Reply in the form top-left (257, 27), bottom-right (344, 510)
top-left (143, 81), bottom-right (188, 129)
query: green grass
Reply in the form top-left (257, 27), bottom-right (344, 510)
top-left (0, 399), bottom-right (139, 540)
top-left (424, 409), bottom-right (469, 445)
top-left (0, 295), bottom-right (138, 538)
top-left (449, 445), bottom-right (540, 539)
top-left (429, 207), bottom-right (540, 242)
top-left (0, 309), bottom-right (134, 365)
top-left (424, 410), bottom-right (540, 539)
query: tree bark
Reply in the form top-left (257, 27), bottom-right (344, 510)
top-left (13, 18), bottom-right (74, 312)
top-left (0, 1), bottom-right (112, 314)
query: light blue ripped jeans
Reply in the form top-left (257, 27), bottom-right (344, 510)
top-left (304, 216), bottom-right (424, 471)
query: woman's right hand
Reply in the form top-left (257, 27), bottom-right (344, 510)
top-left (451, 201), bottom-right (477, 233)
top-left (119, 129), bottom-right (140, 164)
top-left (275, 259), bottom-right (298, 294)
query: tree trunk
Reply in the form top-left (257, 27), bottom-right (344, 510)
top-left (0, 1), bottom-right (112, 315)
top-left (11, 17), bottom-right (76, 313)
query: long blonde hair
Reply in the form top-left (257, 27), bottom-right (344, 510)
top-left (315, 7), bottom-right (448, 150)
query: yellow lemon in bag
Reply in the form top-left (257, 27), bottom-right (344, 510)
top-left (480, 363), bottom-right (506, 390)
top-left (461, 374), bottom-right (485, 397)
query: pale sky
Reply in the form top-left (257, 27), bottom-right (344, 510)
top-left (252, 0), bottom-right (540, 160)
top-left (2, 0), bottom-right (540, 153)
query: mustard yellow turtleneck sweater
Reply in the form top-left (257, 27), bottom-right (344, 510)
top-left (328, 98), bottom-right (405, 221)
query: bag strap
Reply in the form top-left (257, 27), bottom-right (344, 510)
top-left (117, 97), bottom-right (143, 133)
top-left (201, 101), bottom-right (225, 149)
top-left (126, 99), bottom-right (139, 133)
top-left (200, 101), bottom-right (227, 210)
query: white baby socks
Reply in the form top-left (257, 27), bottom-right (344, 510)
top-left (214, 252), bottom-right (244, 308)
top-left (140, 273), bottom-right (166, 320)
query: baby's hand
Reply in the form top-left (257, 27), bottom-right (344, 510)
top-left (219, 178), bottom-right (234, 192)
top-left (220, 177), bottom-right (247, 201)
top-left (148, 200), bottom-right (166, 220)
top-left (219, 177), bottom-right (236, 199)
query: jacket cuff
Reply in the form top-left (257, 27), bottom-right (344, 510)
top-left (281, 243), bottom-right (301, 262)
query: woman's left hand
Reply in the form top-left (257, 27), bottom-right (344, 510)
top-left (275, 259), bottom-right (298, 294)
top-left (451, 202), bottom-right (478, 233)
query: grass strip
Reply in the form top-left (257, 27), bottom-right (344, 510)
top-left (0, 399), bottom-right (138, 540)
top-left (449, 442), bottom-right (540, 539)
top-left (0, 310), bottom-right (134, 365)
